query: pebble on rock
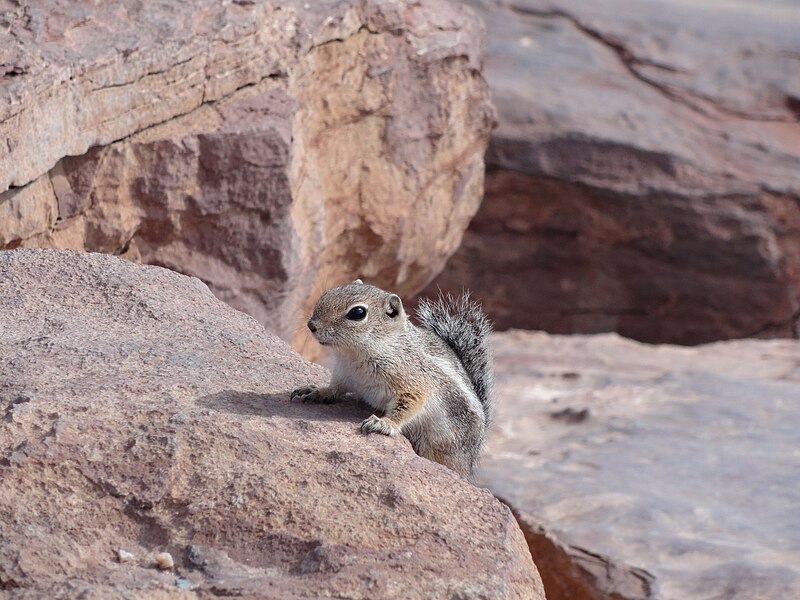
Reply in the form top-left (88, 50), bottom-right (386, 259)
top-left (154, 552), bottom-right (174, 570)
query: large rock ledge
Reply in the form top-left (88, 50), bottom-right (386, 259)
top-left (481, 330), bottom-right (800, 600)
top-left (0, 0), bottom-right (495, 351)
top-left (0, 249), bottom-right (543, 599)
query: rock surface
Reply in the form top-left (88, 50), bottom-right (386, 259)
top-left (0, 0), bottom-right (494, 350)
top-left (0, 249), bottom-right (543, 599)
top-left (421, 0), bottom-right (800, 345)
top-left (481, 330), bottom-right (800, 600)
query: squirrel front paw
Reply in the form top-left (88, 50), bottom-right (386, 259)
top-left (290, 385), bottom-right (336, 404)
top-left (360, 415), bottom-right (399, 437)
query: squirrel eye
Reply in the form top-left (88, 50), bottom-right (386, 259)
top-left (346, 306), bottom-right (367, 321)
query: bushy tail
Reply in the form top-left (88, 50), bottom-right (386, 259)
top-left (416, 292), bottom-right (494, 425)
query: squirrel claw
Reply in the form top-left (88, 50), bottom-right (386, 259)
top-left (290, 385), bottom-right (315, 399)
top-left (360, 415), bottom-right (399, 436)
top-left (291, 385), bottom-right (336, 404)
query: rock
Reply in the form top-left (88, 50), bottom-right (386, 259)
top-left (420, 0), bottom-right (800, 345)
top-left (0, 249), bottom-right (543, 599)
top-left (481, 330), bottom-right (800, 600)
top-left (0, 0), bottom-right (495, 350)
top-left (154, 553), bottom-right (175, 571)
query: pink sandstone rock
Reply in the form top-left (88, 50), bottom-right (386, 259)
top-left (0, 0), bottom-right (495, 353)
top-left (0, 248), bottom-right (544, 599)
top-left (481, 329), bottom-right (800, 600)
top-left (421, 0), bottom-right (800, 345)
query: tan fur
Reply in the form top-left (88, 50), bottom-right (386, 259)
top-left (386, 388), bottom-right (426, 425)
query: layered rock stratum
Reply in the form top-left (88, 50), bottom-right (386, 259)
top-left (423, 0), bottom-right (800, 345)
top-left (0, 248), bottom-right (544, 599)
top-left (0, 0), bottom-right (494, 349)
top-left (482, 330), bottom-right (800, 600)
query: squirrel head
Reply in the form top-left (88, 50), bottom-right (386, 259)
top-left (306, 279), bottom-right (407, 350)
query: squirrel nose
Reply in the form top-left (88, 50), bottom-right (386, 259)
top-left (307, 319), bottom-right (318, 333)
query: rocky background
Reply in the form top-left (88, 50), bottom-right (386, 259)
top-left (483, 331), bottom-right (800, 600)
top-left (2, 0), bottom-right (799, 599)
top-left (421, 0), bottom-right (800, 345)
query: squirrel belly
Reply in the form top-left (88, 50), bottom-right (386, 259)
top-left (291, 279), bottom-right (494, 479)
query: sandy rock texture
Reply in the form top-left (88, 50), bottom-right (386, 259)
top-left (481, 330), bottom-right (800, 600)
top-left (0, 0), bottom-right (494, 347)
top-left (0, 249), bottom-right (543, 599)
top-left (422, 0), bottom-right (800, 345)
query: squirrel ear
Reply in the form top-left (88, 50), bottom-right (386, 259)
top-left (386, 294), bottom-right (403, 318)
top-left (352, 278), bottom-right (363, 285)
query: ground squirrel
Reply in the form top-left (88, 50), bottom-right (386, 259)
top-left (291, 279), bottom-right (493, 479)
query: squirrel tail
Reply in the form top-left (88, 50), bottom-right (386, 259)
top-left (416, 292), bottom-right (494, 425)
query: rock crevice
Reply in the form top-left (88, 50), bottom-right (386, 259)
top-left (501, 1), bottom-right (799, 123)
